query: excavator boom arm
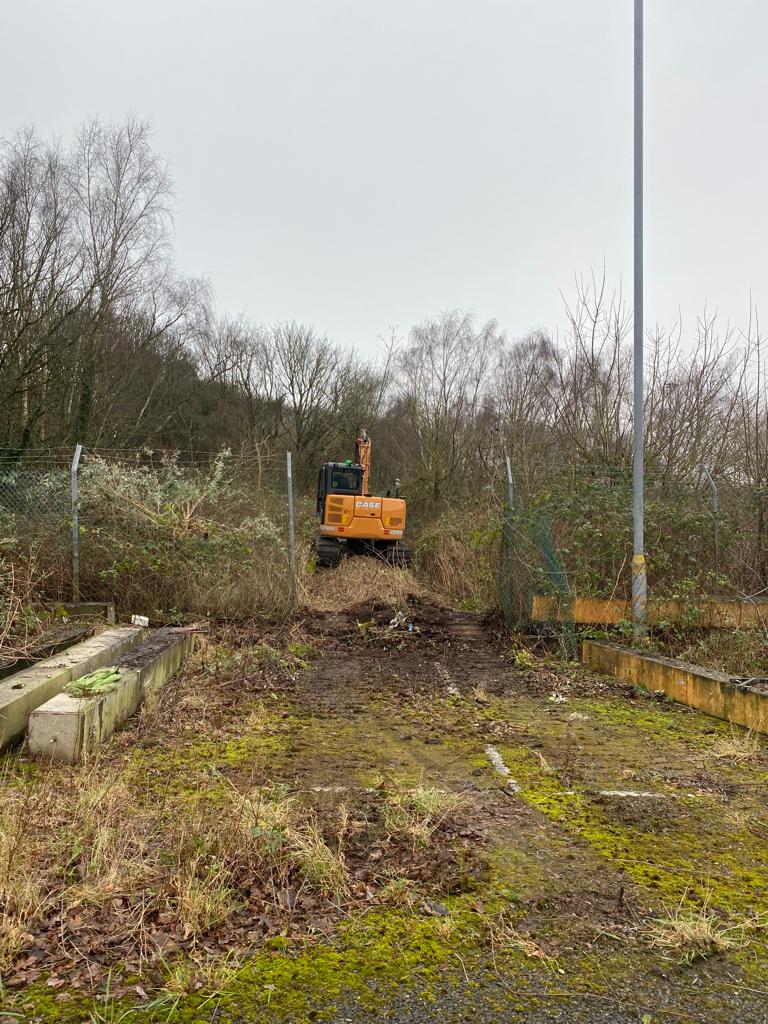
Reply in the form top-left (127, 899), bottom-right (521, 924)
top-left (356, 429), bottom-right (372, 495)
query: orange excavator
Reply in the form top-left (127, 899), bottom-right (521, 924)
top-left (315, 430), bottom-right (410, 567)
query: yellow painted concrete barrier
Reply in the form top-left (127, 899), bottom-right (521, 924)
top-left (533, 595), bottom-right (768, 629)
top-left (582, 639), bottom-right (768, 734)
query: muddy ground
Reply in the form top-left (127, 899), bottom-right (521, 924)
top-left (4, 582), bottom-right (768, 1023)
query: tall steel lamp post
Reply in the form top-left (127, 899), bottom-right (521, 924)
top-left (632, 0), bottom-right (648, 638)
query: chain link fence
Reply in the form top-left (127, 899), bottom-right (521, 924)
top-left (0, 455), bottom-right (72, 544)
top-left (2, 445), bottom-right (764, 626)
top-left (0, 445), bottom-right (296, 618)
top-left (0, 471), bottom-right (70, 521)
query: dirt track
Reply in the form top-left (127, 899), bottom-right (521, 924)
top-left (272, 598), bottom-right (768, 1022)
top-left (6, 586), bottom-right (768, 1022)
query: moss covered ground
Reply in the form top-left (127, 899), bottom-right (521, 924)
top-left (4, 590), bottom-right (768, 1022)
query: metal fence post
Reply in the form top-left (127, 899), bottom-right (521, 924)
top-left (505, 455), bottom-right (515, 510)
top-left (700, 465), bottom-right (720, 581)
top-left (499, 454), bottom-right (520, 627)
top-left (286, 451), bottom-right (298, 611)
top-left (71, 443), bottom-right (83, 602)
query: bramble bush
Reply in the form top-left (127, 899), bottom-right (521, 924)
top-left (66, 453), bottom-right (289, 619)
top-left (415, 506), bottom-right (500, 611)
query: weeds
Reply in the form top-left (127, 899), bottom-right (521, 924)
top-left (0, 784), bottom-right (53, 970)
top-left (0, 745), bottom-right (354, 982)
top-left (34, 452), bottom-right (293, 620)
top-left (416, 509), bottom-right (497, 611)
top-left (654, 626), bottom-right (768, 679)
top-left (383, 783), bottom-right (465, 848)
top-left (379, 873), bottom-right (420, 908)
top-left (709, 727), bottom-right (764, 764)
top-left (646, 895), bottom-right (768, 963)
top-left (301, 558), bottom-right (423, 613)
top-left (235, 786), bottom-right (349, 901)
top-left (162, 949), bottom-right (244, 998)
top-left (201, 641), bottom-right (309, 679)
top-left (0, 551), bottom-right (49, 659)
top-left (513, 649), bottom-right (536, 670)
top-left (171, 857), bottom-right (236, 938)
top-left (477, 907), bottom-right (553, 964)
top-left (290, 828), bottom-right (348, 900)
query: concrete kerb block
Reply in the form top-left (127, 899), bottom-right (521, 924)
top-left (0, 626), bottom-right (145, 752)
top-left (28, 630), bottom-right (195, 764)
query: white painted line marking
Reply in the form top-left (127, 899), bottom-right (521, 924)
top-left (485, 744), bottom-right (522, 793)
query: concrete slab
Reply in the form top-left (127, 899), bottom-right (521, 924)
top-left (582, 639), bottom-right (768, 734)
top-left (28, 629), bottom-right (195, 763)
top-left (55, 601), bottom-right (116, 624)
top-left (0, 626), bottom-right (144, 751)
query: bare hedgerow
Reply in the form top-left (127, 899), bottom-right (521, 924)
top-left (70, 451), bottom-right (290, 619)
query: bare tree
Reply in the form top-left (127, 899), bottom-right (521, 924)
top-left (545, 272), bottom-right (633, 467)
top-left (494, 329), bottom-right (559, 492)
top-left (396, 311), bottom-right (501, 503)
top-left (644, 309), bottom-right (739, 483)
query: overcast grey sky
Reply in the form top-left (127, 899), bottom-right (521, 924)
top-left (2, 0), bottom-right (766, 353)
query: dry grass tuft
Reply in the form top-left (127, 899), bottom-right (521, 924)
top-left (300, 557), bottom-right (424, 613)
top-left (383, 783), bottom-right (465, 848)
top-left (234, 786), bottom-right (349, 901)
top-left (646, 896), bottom-right (767, 963)
top-left (170, 857), bottom-right (236, 939)
top-left (162, 950), bottom-right (244, 998)
top-left (64, 770), bottom-right (152, 897)
top-left (478, 907), bottom-right (553, 963)
top-left (709, 727), bottom-right (764, 764)
top-left (0, 798), bottom-right (49, 969)
top-left (0, 760), bottom-right (168, 966)
top-left (379, 873), bottom-right (420, 908)
top-left (0, 747), bottom-right (355, 973)
top-left (290, 828), bottom-right (348, 900)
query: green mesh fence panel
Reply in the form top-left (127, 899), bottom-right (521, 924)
top-left (499, 505), bottom-right (530, 626)
top-left (499, 503), bottom-right (577, 656)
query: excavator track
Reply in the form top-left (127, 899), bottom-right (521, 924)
top-left (315, 537), bottom-right (342, 568)
top-left (384, 541), bottom-right (412, 568)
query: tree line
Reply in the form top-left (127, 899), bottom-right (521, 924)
top-left (4, 119), bottom-right (768, 587)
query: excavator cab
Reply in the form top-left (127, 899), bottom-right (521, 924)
top-left (314, 431), bottom-right (410, 568)
top-left (316, 461), bottom-right (363, 518)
